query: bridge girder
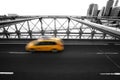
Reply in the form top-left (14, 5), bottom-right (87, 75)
top-left (70, 17), bottom-right (120, 39)
top-left (0, 16), bottom-right (120, 40)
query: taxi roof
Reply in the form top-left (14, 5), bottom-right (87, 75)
top-left (37, 37), bottom-right (61, 41)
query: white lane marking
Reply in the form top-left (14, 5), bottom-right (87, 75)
top-left (9, 52), bottom-right (30, 54)
top-left (100, 73), bottom-right (120, 75)
top-left (97, 52), bottom-right (119, 55)
top-left (0, 72), bottom-right (14, 75)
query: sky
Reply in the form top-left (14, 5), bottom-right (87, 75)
top-left (0, 0), bottom-right (119, 16)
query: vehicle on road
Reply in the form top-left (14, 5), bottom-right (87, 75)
top-left (25, 37), bottom-right (64, 52)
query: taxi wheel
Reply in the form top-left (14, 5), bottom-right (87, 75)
top-left (52, 49), bottom-right (58, 53)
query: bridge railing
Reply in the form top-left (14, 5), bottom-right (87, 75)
top-left (0, 16), bottom-right (120, 40)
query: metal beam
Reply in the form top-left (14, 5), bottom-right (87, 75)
top-left (70, 17), bottom-right (120, 39)
top-left (0, 17), bottom-right (40, 27)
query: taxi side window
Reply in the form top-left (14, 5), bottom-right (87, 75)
top-left (35, 42), bottom-right (57, 46)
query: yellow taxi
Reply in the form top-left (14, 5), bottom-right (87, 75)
top-left (25, 37), bottom-right (64, 52)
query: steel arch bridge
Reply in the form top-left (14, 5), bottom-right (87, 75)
top-left (0, 16), bottom-right (120, 40)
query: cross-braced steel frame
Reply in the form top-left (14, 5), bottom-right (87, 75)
top-left (0, 16), bottom-right (119, 39)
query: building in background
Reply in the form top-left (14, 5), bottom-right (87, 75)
top-left (91, 4), bottom-right (98, 16)
top-left (87, 3), bottom-right (95, 16)
top-left (103, 0), bottom-right (114, 16)
top-left (114, 0), bottom-right (119, 6)
top-left (8, 14), bottom-right (18, 17)
top-left (110, 6), bottom-right (120, 18)
top-left (87, 4), bottom-right (98, 17)
top-left (87, 0), bottom-right (120, 18)
top-left (98, 7), bottom-right (105, 17)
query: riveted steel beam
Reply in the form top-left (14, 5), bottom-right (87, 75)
top-left (70, 17), bottom-right (120, 39)
top-left (0, 17), bottom-right (40, 27)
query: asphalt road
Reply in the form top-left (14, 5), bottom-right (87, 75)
top-left (0, 44), bottom-right (120, 80)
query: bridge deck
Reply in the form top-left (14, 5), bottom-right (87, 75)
top-left (0, 44), bottom-right (120, 80)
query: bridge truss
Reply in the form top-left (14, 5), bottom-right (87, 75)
top-left (0, 16), bottom-right (120, 40)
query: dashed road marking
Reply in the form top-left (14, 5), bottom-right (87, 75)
top-left (0, 72), bottom-right (14, 75)
top-left (100, 72), bottom-right (120, 75)
top-left (97, 52), bottom-right (119, 55)
top-left (9, 52), bottom-right (30, 54)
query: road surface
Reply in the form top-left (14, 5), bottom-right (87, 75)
top-left (0, 44), bottom-right (120, 80)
